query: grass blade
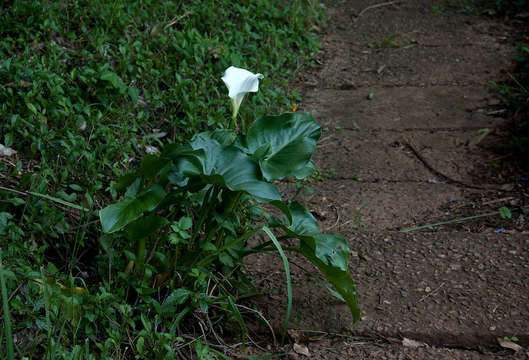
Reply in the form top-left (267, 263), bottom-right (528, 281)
top-left (0, 254), bottom-right (15, 360)
top-left (27, 191), bottom-right (90, 212)
top-left (262, 226), bottom-right (291, 344)
top-left (400, 205), bottom-right (529, 232)
top-left (227, 295), bottom-right (247, 351)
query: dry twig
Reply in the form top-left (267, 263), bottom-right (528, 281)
top-left (357, 1), bottom-right (402, 18)
top-left (418, 282), bottom-right (445, 303)
top-left (404, 137), bottom-right (499, 191)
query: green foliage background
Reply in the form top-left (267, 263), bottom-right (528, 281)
top-left (0, 1), bottom-right (326, 358)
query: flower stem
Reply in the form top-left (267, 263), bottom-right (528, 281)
top-left (229, 115), bottom-right (236, 131)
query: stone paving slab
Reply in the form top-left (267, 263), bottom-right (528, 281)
top-left (248, 230), bottom-right (529, 348)
top-left (280, 180), bottom-right (466, 230)
top-left (306, 0), bottom-right (515, 90)
top-left (305, 86), bottom-right (502, 131)
top-left (297, 230), bottom-right (529, 348)
top-left (312, 126), bottom-right (501, 184)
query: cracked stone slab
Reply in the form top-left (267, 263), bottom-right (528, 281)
top-left (280, 180), bottom-right (466, 230)
top-left (306, 86), bottom-right (503, 131)
top-left (313, 130), bottom-right (432, 181)
top-left (312, 127), bottom-right (502, 185)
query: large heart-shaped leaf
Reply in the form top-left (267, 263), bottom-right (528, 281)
top-left (282, 202), bottom-right (349, 270)
top-left (243, 113), bottom-right (321, 181)
top-left (298, 246), bottom-right (360, 322)
top-left (170, 135), bottom-right (281, 202)
top-left (124, 215), bottom-right (169, 241)
top-left (100, 184), bottom-right (166, 233)
top-left (194, 129), bottom-right (236, 147)
top-left (276, 201), bottom-right (360, 321)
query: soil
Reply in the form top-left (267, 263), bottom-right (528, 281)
top-left (242, 0), bottom-right (529, 359)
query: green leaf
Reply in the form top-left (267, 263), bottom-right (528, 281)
top-left (178, 216), bottom-right (193, 230)
top-left (26, 102), bottom-right (38, 115)
top-left (243, 113), bottom-right (321, 181)
top-left (219, 253), bottom-right (234, 267)
top-left (312, 234), bottom-right (349, 271)
top-left (202, 242), bottom-right (216, 251)
top-left (298, 246), bottom-right (360, 322)
top-left (125, 178), bottom-right (142, 198)
top-left (285, 201), bottom-right (320, 235)
top-left (276, 202), bottom-right (360, 322)
top-left (195, 129), bottom-right (236, 146)
top-left (69, 184), bottom-right (83, 191)
top-left (4, 197), bottom-right (25, 206)
top-left (137, 154), bottom-right (167, 179)
top-left (227, 295), bottom-right (247, 350)
top-left (116, 173), bottom-right (138, 192)
top-left (100, 71), bottom-right (126, 93)
top-left (171, 135), bottom-right (281, 201)
top-left (27, 191), bottom-right (89, 212)
top-left (57, 190), bottom-right (77, 202)
top-left (295, 161), bottom-right (317, 179)
top-left (499, 206), bottom-right (512, 219)
top-left (100, 184), bottom-right (166, 233)
top-left (162, 288), bottom-right (191, 313)
top-left (124, 215), bottom-right (169, 241)
top-left (128, 86), bottom-right (139, 104)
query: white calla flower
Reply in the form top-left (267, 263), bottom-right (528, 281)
top-left (222, 66), bottom-right (264, 123)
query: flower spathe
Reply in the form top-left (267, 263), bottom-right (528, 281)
top-left (222, 66), bottom-right (264, 123)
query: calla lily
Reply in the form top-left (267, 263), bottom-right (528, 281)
top-left (222, 66), bottom-right (264, 128)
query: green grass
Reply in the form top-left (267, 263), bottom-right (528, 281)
top-left (0, 1), bottom-right (326, 358)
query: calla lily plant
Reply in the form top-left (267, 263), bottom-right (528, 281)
top-left (222, 66), bottom-right (264, 130)
top-left (99, 67), bottom-right (360, 344)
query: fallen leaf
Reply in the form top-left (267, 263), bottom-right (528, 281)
top-left (144, 145), bottom-right (159, 155)
top-left (497, 337), bottom-right (522, 352)
top-left (0, 144), bottom-right (17, 157)
top-left (293, 343), bottom-right (310, 357)
top-left (145, 131), bottom-right (167, 139)
top-left (402, 337), bottom-right (426, 348)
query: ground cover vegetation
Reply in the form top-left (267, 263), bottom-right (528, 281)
top-left (0, 1), bottom-right (342, 358)
top-left (491, 40), bottom-right (529, 159)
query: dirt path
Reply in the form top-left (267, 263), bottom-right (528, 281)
top-left (247, 1), bottom-right (529, 359)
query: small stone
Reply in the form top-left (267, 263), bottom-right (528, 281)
top-left (293, 343), bottom-right (310, 357)
top-left (425, 287), bottom-right (431, 293)
top-left (489, 326), bottom-right (496, 331)
top-left (400, 291), bottom-right (408, 297)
